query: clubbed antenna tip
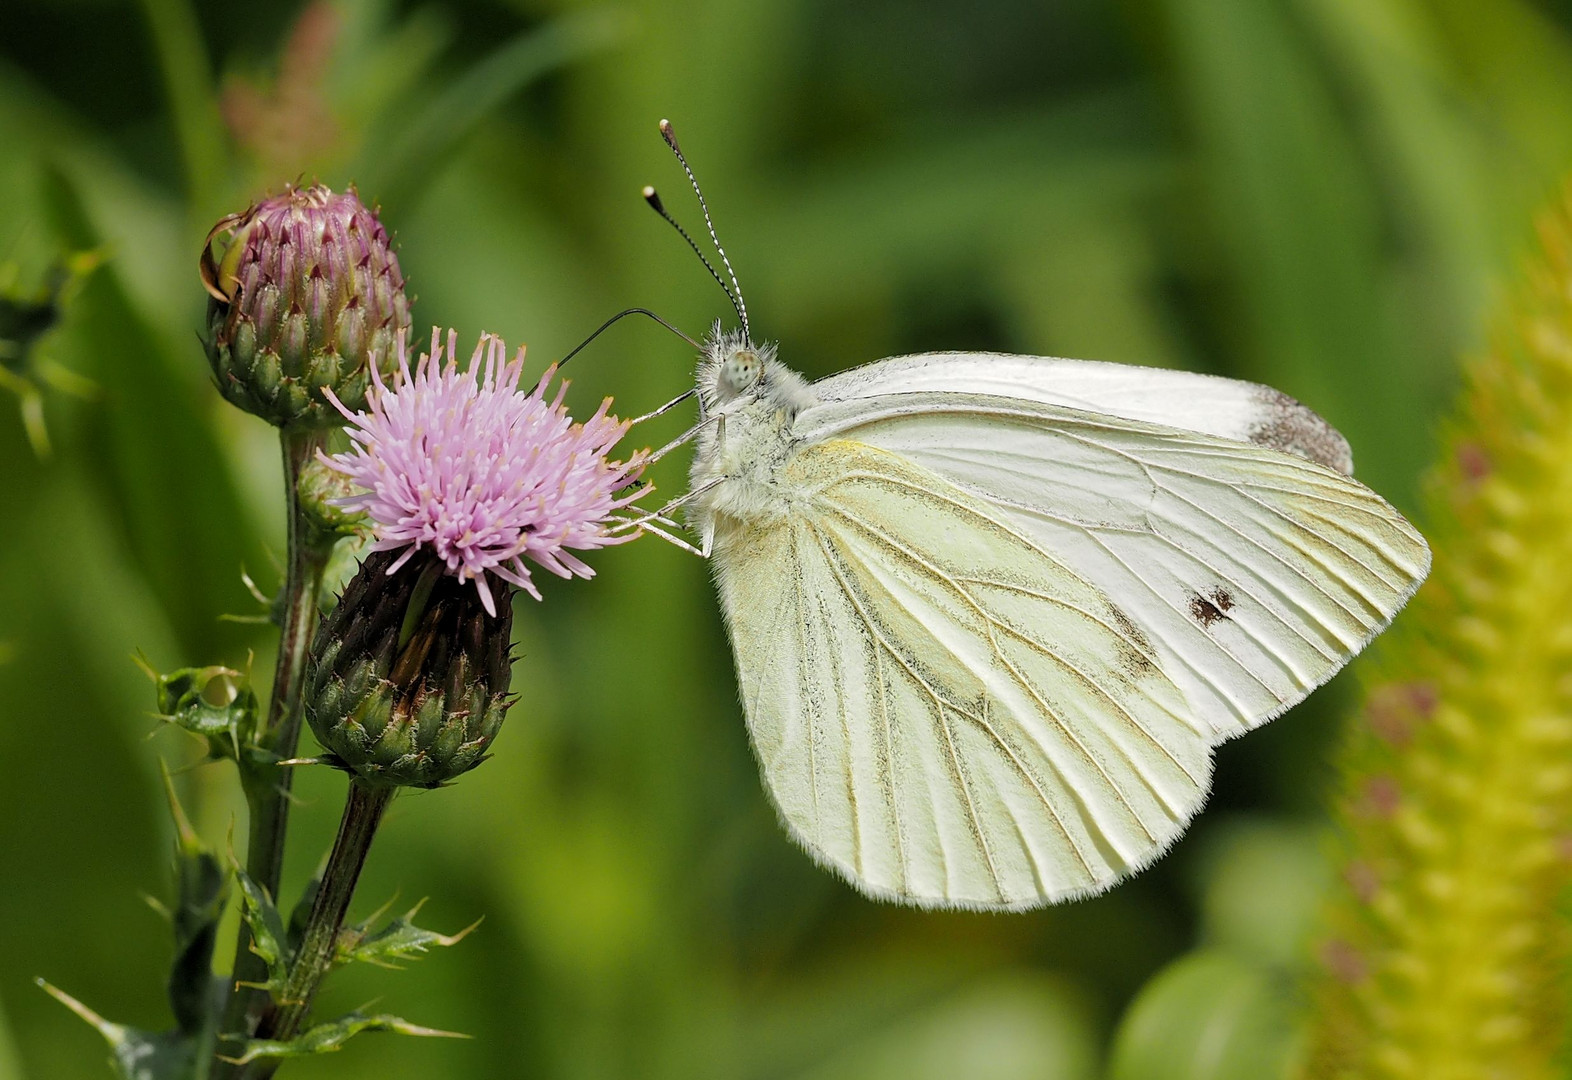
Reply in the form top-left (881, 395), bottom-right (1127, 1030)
top-left (642, 182), bottom-right (738, 323)
top-left (649, 119), bottom-right (750, 339)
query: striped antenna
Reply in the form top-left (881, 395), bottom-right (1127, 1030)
top-left (656, 119), bottom-right (750, 339)
top-left (642, 185), bottom-right (740, 323)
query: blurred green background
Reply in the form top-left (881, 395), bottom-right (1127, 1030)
top-left (0, 0), bottom-right (1568, 1076)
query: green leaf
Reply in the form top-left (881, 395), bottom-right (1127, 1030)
top-left (230, 865), bottom-right (289, 996)
top-left (787, 972), bottom-right (1098, 1080)
top-left (0, 248), bottom-right (101, 457)
top-left (131, 0), bottom-right (226, 212)
top-left (37, 979), bottom-right (198, 1080)
top-left (360, 10), bottom-right (628, 211)
top-left (1105, 951), bottom-right (1302, 1080)
top-left (0, 987), bottom-right (25, 1080)
top-left (140, 660), bottom-right (258, 763)
top-left (285, 870), bottom-right (322, 955)
top-left (1159, 0), bottom-right (1420, 500)
top-left (1189, 817), bottom-right (1328, 968)
top-left (221, 1011), bottom-right (468, 1064)
top-left (337, 898), bottom-right (481, 969)
top-left (158, 764), bottom-right (229, 1037)
top-left (317, 533), bottom-right (370, 617)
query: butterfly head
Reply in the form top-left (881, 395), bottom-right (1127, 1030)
top-left (698, 324), bottom-right (816, 421)
top-left (701, 323), bottom-right (770, 406)
top-left (718, 344), bottom-right (763, 400)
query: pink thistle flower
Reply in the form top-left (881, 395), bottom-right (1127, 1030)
top-left (323, 327), bottom-right (648, 615)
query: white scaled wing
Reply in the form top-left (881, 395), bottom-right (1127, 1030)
top-left (812, 352), bottom-right (1357, 475)
top-left (714, 440), bottom-right (1213, 909)
top-left (793, 390), bottom-right (1431, 743)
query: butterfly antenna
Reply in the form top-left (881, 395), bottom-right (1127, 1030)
top-left (658, 119), bottom-right (750, 340)
top-left (557, 306), bottom-right (700, 368)
top-left (641, 186), bottom-right (739, 320)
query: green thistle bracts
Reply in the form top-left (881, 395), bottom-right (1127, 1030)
top-left (1309, 194), bottom-right (1572, 1079)
top-left (304, 550), bottom-right (514, 788)
top-left (200, 185), bottom-right (411, 428)
top-left (296, 455), bottom-right (368, 542)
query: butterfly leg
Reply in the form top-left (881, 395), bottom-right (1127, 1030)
top-left (629, 388), bottom-right (697, 427)
top-left (609, 509), bottom-right (683, 531)
top-left (648, 412), bottom-right (722, 464)
top-left (636, 519), bottom-right (710, 558)
top-left (607, 477), bottom-right (725, 535)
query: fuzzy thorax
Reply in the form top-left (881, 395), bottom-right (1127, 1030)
top-left (689, 325), bottom-right (818, 534)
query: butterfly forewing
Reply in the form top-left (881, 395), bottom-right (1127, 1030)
top-left (794, 393), bottom-right (1431, 742)
top-left (810, 352), bottom-right (1356, 474)
top-left (715, 438), bottom-right (1212, 909)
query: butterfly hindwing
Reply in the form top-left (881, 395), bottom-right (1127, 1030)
top-left (714, 438), bottom-right (1212, 909)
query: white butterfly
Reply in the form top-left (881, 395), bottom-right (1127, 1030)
top-left (626, 123), bottom-right (1430, 911)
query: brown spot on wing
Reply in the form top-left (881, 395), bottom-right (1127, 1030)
top-left (1189, 587), bottom-right (1233, 629)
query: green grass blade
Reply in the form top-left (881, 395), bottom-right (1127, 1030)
top-left (134, 0), bottom-right (228, 215)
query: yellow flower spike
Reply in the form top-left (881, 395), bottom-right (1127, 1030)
top-left (1308, 188), bottom-right (1572, 1080)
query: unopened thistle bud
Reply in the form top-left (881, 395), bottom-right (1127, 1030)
top-left (199, 185), bottom-right (411, 428)
top-left (303, 328), bottom-right (648, 786)
top-left (296, 455), bottom-right (366, 542)
top-left (305, 549), bottom-right (512, 787)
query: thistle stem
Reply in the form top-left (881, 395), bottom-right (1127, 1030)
top-left (242, 780), bottom-right (394, 1079)
top-left (221, 428), bottom-right (332, 1041)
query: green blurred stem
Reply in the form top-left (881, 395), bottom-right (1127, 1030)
top-left (223, 428), bottom-right (332, 1039)
top-left (242, 780), bottom-right (394, 1079)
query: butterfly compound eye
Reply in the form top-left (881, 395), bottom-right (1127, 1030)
top-left (718, 348), bottom-right (763, 399)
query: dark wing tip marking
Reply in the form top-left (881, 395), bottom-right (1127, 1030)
top-left (1247, 387), bottom-right (1355, 475)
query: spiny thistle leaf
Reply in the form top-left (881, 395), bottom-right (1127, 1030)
top-left (336, 898), bottom-right (480, 969)
top-left (1307, 188), bottom-right (1572, 1078)
top-left (140, 660), bottom-right (259, 764)
top-left (159, 764), bottom-right (228, 1037)
top-left (37, 980), bottom-right (198, 1080)
top-left (35, 774), bottom-right (229, 1079)
top-left (231, 864), bottom-right (289, 996)
top-left (220, 1010), bottom-right (468, 1064)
